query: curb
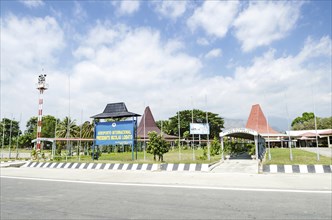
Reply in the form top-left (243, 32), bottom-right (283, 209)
top-left (262, 164), bottom-right (332, 173)
top-left (21, 161), bottom-right (210, 172)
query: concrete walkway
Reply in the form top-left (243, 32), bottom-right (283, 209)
top-left (211, 159), bottom-right (258, 174)
top-left (299, 147), bottom-right (332, 158)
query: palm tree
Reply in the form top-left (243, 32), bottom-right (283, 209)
top-left (80, 121), bottom-right (94, 154)
top-left (56, 117), bottom-right (79, 155)
top-left (81, 121), bottom-right (94, 139)
top-left (56, 117), bottom-right (79, 138)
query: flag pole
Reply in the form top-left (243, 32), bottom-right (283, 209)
top-left (205, 95), bottom-right (210, 161)
top-left (191, 97), bottom-right (195, 161)
top-left (178, 110), bottom-right (181, 160)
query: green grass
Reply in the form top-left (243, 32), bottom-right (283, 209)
top-left (48, 149), bottom-right (221, 164)
top-left (264, 148), bottom-right (332, 165)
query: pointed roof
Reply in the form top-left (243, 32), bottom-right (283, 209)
top-left (245, 104), bottom-right (279, 134)
top-left (137, 106), bottom-right (176, 139)
top-left (91, 102), bottom-right (140, 119)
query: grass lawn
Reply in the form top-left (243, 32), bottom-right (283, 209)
top-left (48, 149), bottom-right (222, 164)
top-left (264, 148), bottom-right (332, 165)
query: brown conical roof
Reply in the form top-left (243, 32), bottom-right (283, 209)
top-left (137, 106), bottom-right (176, 139)
top-left (245, 104), bottom-right (278, 134)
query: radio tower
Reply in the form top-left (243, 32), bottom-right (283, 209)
top-left (36, 73), bottom-right (48, 150)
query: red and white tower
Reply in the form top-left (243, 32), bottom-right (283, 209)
top-left (36, 74), bottom-right (48, 150)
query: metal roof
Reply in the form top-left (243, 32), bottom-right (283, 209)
top-left (91, 102), bottom-right (140, 119)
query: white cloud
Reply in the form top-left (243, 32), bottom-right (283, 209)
top-left (20, 0), bottom-right (44, 8)
top-left (70, 25), bottom-right (202, 120)
top-left (187, 1), bottom-right (239, 38)
top-left (73, 2), bottom-right (87, 21)
top-left (233, 1), bottom-right (303, 52)
top-left (1, 14), bottom-right (65, 125)
top-left (205, 48), bottom-right (222, 59)
top-left (202, 36), bottom-right (331, 119)
top-left (154, 1), bottom-right (187, 19)
top-left (1, 11), bottom-right (331, 130)
top-left (113, 1), bottom-right (140, 15)
top-left (1, 15), bottom-right (65, 70)
top-left (197, 38), bottom-right (209, 46)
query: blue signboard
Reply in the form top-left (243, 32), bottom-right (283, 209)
top-left (95, 121), bottom-right (135, 145)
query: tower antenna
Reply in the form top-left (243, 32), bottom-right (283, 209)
top-left (36, 72), bottom-right (48, 150)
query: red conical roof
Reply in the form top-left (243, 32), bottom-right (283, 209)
top-left (245, 104), bottom-right (278, 134)
top-left (137, 106), bottom-right (176, 139)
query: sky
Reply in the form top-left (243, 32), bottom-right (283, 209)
top-left (1, 0), bottom-right (331, 132)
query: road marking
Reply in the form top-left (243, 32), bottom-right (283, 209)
top-left (1, 175), bottom-right (330, 194)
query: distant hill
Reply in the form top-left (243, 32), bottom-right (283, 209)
top-left (223, 117), bottom-right (288, 133)
top-left (223, 118), bottom-right (246, 129)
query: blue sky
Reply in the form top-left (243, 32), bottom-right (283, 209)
top-left (1, 0), bottom-right (331, 131)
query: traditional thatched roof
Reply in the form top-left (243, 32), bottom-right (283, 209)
top-left (245, 104), bottom-right (279, 134)
top-left (91, 102), bottom-right (140, 119)
top-left (137, 106), bottom-right (176, 140)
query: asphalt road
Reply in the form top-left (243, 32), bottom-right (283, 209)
top-left (1, 175), bottom-right (331, 220)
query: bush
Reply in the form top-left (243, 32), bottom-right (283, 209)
top-left (210, 137), bottom-right (221, 156)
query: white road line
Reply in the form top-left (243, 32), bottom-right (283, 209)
top-left (1, 175), bottom-right (330, 194)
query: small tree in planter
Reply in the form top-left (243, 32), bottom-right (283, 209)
top-left (223, 142), bottom-right (232, 159)
top-left (146, 131), bottom-right (170, 162)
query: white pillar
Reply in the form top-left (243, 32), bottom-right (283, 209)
top-left (254, 135), bottom-right (258, 160)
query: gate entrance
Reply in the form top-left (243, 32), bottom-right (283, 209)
top-left (219, 128), bottom-right (266, 161)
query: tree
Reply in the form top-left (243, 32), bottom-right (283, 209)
top-left (0, 118), bottom-right (21, 146)
top-left (291, 112), bottom-right (315, 127)
top-left (25, 115), bottom-right (58, 139)
top-left (292, 117), bottom-right (332, 130)
top-left (56, 117), bottom-right (79, 138)
top-left (292, 112), bottom-right (332, 130)
top-left (81, 121), bottom-right (94, 139)
top-left (156, 120), bottom-right (172, 135)
top-left (146, 131), bottom-right (170, 162)
top-left (80, 121), bottom-right (94, 149)
top-left (166, 109), bottom-right (224, 139)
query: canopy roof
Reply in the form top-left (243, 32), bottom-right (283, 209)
top-left (91, 102), bottom-right (140, 119)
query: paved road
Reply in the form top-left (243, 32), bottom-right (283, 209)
top-left (299, 147), bottom-right (332, 158)
top-left (1, 176), bottom-right (331, 220)
top-left (1, 152), bottom-right (31, 159)
top-left (2, 168), bottom-right (332, 191)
